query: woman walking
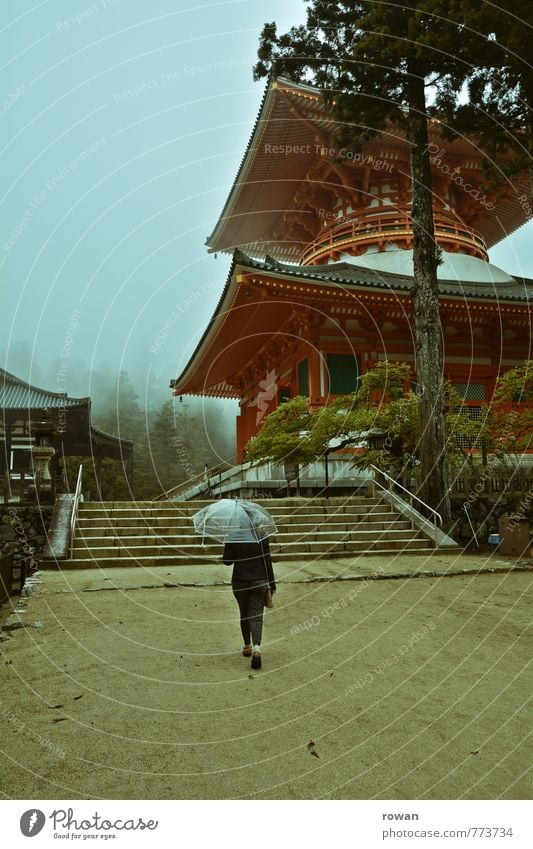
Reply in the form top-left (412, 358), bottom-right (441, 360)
top-left (223, 532), bottom-right (276, 669)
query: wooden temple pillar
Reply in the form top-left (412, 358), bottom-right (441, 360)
top-left (1, 414), bottom-right (13, 503)
top-left (237, 404), bottom-right (258, 463)
top-left (308, 348), bottom-right (323, 406)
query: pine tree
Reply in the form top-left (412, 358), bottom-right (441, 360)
top-left (254, 1), bottom-right (469, 525)
top-left (148, 399), bottom-right (183, 493)
top-left (93, 370), bottom-right (152, 499)
top-left (443, 2), bottom-right (533, 203)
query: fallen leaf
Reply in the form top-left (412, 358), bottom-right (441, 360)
top-left (48, 704), bottom-right (64, 709)
top-left (73, 695), bottom-right (83, 700)
top-left (307, 740), bottom-right (315, 750)
top-left (52, 717), bottom-right (68, 723)
top-left (311, 750), bottom-right (320, 758)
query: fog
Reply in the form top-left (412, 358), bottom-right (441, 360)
top-left (0, 0), bottom-right (309, 424)
top-left (1, 0), bottom-right (531, 451)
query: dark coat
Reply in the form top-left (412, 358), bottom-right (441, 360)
top-left (222, 537), bottom-right (276, 590)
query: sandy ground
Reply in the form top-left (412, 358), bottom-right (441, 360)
top-left (0, 552), bottom-right (531, 800)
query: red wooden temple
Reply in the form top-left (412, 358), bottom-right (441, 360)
top-left (171, 78), bottom-right (532, 462)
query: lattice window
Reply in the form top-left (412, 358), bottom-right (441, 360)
top-left (453, 383), bottom-right (487, 401)
top-left (455, 406), bottom-right (483, 448)
top-left (464, 406), bottom-right (483, 420)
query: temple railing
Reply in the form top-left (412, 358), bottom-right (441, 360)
top-left (301, 207), bottom-right (487, 265)
top-left (371, 464), bottom-right (443, 527)
top-left (2, 471), bottom-right (33, 504)
top-left (450, 467), bottom-right (533, 497)
top-left (154, 462), bottom-right (231, 501)
top-left (69, 464), bottom-right (83, 559)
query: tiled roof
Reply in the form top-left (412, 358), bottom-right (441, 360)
top-left (171, 250), bottom-right (532, 396)
top-left (239, 251), bottom-right (533, 303)
top-left (90, 424), bottom-right (134, 447)
top-left (206, 77), bottom-right (531, 259)
top-left (0, 369), bottom-right (90, 410)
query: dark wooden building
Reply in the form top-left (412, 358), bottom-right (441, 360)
top-left (0, 369), bottom-right (133, 501)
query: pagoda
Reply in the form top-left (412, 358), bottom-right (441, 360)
top-left (171, 78), bottom-right (532, 465)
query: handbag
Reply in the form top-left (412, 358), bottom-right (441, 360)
top-left (260, 537), bottom-right (274, 609)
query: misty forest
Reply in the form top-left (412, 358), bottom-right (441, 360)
top-left (3, 340), bottom-right (236, 500)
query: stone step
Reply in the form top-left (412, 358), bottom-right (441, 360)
top-left (74, 527), bottom-right (417, 549)
top-left (76, 506), bottom-right (393, 525)
top-left (74, 519), bottom-right (414, 538)
top-left (80, 496), bottom-right (373, 509)
top-left (71, 533), bottom-right (426, 559)
top-left (63, 543), bottom-right (436, 569)
top-left (78, 500), bottom-right (383, 516)
top-left (77, 513), bottom-right (402, 536)
top-left (68, 491), bottom-right (443, 568)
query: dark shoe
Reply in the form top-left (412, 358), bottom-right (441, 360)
top-left (242, 645), bottom-right (252, 657)
top-left (251, 651), bottom-right (262, 670)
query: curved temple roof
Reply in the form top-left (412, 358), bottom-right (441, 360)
top-left (206, 77), bottom-right (531, 262)
top-left (171, 250), bottom-right (533, 399)
top-left (1, 369), bottom-right (133, 458)
top-left (0, 368), bottom-right (89, 409)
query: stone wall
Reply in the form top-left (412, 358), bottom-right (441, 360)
top-left (0, 505), bottom-right (53, 588)
top-left (451, 496), bottom-right (533, 549)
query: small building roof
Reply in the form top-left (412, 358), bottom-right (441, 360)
top-left (0, 369), bottom-right (133, 459)
top-left (0, 368), bottom-right (89, 409)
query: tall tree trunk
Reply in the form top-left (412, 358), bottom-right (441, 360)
top-left (406, 60), bottom-right (451, 528)
top-left (523, 75), bottom-right (533, 211)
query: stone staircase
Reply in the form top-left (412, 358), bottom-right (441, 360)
top-left (66, 495), bottom-right (443, 569)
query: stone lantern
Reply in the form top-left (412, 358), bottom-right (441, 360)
top-left (366, 428), bottom-right (388, 452)
top-left (30, 417), bottom-right (58, 502)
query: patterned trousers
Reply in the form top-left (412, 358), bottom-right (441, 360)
top-left (232, 580), bottom-right (267, 646)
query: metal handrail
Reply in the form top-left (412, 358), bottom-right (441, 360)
top-left (463, 503), bottom-right (479, 546)
top-left (370, 464), bottom-right (443, 527)
top-left (154, 461), bottom-right (230, 501)
top-left (69, 464), bottom-right (83, 559)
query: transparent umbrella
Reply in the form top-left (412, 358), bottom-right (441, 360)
top-left (192, 498), bottom-right (277, 544)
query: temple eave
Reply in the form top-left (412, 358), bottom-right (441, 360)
top-left (172, 385), bottom-right (240, 400)
top-left (171, 255), bottom-right (532, 406)
top-left (207, 78), bottom-right (531, 263)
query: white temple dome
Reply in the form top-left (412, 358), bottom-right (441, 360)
top-left (338, 246), bottom-right (513, 283)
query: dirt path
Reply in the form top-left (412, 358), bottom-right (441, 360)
top-left (0, 557), bottom-right (531, 800)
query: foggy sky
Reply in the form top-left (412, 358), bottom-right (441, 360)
top-left (1, 0), bottom-right (532, 403)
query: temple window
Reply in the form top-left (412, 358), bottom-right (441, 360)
top-left (297, 359), bottom-right (309, 397)
top-left (456, 406), bottom-right (484, 449)
top-left (326, 353), bottom-right (360, 395)
top-left (452, 383), bottom-right (487, 401)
